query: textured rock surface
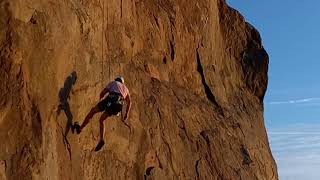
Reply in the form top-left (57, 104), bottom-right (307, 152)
top-left (0, 0), bottom-right (278, 179)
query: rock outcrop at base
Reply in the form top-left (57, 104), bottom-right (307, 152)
top-left (0, 0), bottom-right (277, 179)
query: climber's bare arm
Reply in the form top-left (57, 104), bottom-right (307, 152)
top-left (99, 88), bottom-right (109, 100)
top-left (123, 94), bottom-right (131, 122)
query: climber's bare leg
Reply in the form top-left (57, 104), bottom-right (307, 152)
top-left (94, 112), bottom-right (110, 151)
top-left (80, 106), bottom-right (100, 131)
top-left (99, 111), bottom-right (111, 141)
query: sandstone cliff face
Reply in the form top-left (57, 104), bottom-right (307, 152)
top-left (0, 0), bottom-right (277, 179)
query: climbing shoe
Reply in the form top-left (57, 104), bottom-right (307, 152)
top-left (72, 122), bottom-right (81, 134)
top-left (94, 140), bottom-right (105, 151)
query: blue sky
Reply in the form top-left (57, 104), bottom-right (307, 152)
top-left (227, 0), bottom-right (320, 179)
top-left (227, 0), bottom-right (320, 127)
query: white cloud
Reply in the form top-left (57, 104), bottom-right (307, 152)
top-left (268, 124), bottom-right (320, 180)
top-left (296, 103), bottom-right (320, 107)
top-left (268, 98), bottom-right (320, 105)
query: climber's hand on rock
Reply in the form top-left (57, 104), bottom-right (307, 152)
top-left (123, 114), bottom-right (128, 122)
top-left (122, 116), bottom-right (131, 132)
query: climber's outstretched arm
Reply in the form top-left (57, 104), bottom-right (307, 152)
top-left (123, 94), bottom-right (131, 122)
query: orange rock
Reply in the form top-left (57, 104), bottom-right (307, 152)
top-left (0, 0), bottom-right (277, 179)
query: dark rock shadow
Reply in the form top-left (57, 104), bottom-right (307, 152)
top-left (57, 71), bottom-right (77, 136)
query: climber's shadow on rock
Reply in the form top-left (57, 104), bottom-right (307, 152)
top-left (57, 71), bottom-right (77, 136)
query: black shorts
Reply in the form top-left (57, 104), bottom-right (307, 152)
top-left (97, 94), bottom-right (123, 115)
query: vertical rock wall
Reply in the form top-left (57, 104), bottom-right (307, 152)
top-left (0, 0), bottom-right (277, 179)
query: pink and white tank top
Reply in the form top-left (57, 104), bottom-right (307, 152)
top-left (106, 81), bottom-right (130, 99)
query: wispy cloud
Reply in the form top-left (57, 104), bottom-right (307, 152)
top-left (268, 98), bottom-right (320, 105)
top-left (296, 103), bottom-right (320, 107)
top-left (268, 124), bottom-right (320, 180)
top-left (269, 132), bottom-right (320, 135)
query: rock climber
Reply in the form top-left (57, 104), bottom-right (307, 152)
top-left (72, 76), bottom-right (131, 151)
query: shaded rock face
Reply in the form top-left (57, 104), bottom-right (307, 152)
top-left (0, 0), bottom-right (278, 179)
